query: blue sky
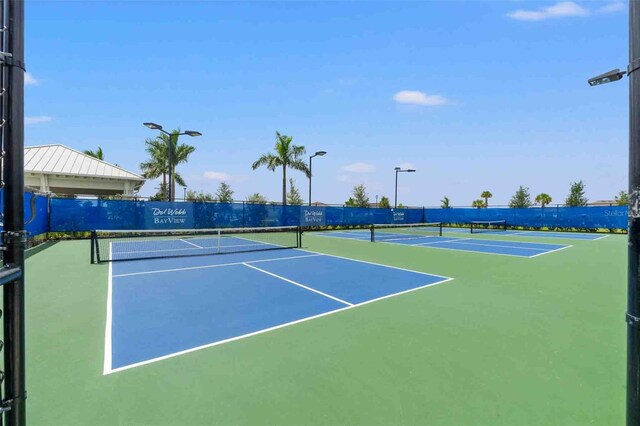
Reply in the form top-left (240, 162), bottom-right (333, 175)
top-left (25, 1), bottom-right (628, 206)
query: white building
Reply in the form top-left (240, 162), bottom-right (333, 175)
top-left (24, 144), bottom-right (145, 197)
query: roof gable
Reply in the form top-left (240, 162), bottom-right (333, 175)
top-left (24, 144), bottom-right (144, 181)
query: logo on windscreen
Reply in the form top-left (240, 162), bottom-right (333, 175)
top-left (151, 208), bottom-right (188, 225)
top-left (393, 211), bottom-right (405, 222)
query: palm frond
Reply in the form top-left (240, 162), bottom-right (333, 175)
top-left (290, 144), bottom-right (306, 160)
top-left (288, 159), bottom-right (311, 178)
top-left (252, 154), bottom-right (280, 171)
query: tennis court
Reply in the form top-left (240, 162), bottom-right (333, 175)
top-left (107, 245), bottom-right (451, 373)
top-left (20, 222), bottom-right (623, 425)
top-left (443, 226), bottom-right (608, 240)
top-left (310, 225), bottom-right (572, 258)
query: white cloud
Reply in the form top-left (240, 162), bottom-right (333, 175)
top-left (393, 90), bottom-right (448, 106)
top-left (203, 171), bottom-right (232, 181)
top-left (507, 1), bottom-right (589, 21)
top-left (24, 72), bottom-right (37, 86)
top-left (598, 1), bottom-right (625, 13)
top-left (25, 116), bottom-right (51, 125)
top-left (342, 162), bottom-right (375, 173)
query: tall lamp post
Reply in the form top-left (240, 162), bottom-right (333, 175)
top-left (394, 167), bottom-right (416, 208)
top-left (143, 122), bottom-right (202, 202)
top-left (308, 151), bottom-right (327, 206)
top-left (588, 3), bottom-right (639, 424)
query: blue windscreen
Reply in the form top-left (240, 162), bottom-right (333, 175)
top-left (46, 198), bottom-right (627, 232)
top-left (425, 206), bottom-right (627, 230)
top-left (48, 198), bottom-right (427, 231)
top-left (0, 191), bottom-right (49, 237)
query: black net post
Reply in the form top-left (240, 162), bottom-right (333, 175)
top-left (628, 2), bottom-right (640, 425)
top-left (1, 1), bottom-right (26, 425)
top-left (90, 231), bottom-right (96, 264)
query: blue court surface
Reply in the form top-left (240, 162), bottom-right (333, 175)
top-left (309, 230), bottom-right (571, 257)
top-left (442, 227), bottom-right (607, 240)
top-left (105, 248), bottom-right (452, 374)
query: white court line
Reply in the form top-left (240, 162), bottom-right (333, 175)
top-left (296, 248), bottom-right (453, 280)
top-left (103, 246), bottom-right (114, 374)
top-left (112, 253), bottom-right (324, 278)
top-left (413, 238), bottom-right (473, 246)
top-left (104, 269), bottom-right (454, 375)
top-left (242, 263), bottom-right (354, 306)
top-left (374, 240), bottom-right (534, 258)
top-left (427, 240), bottom-right (565, 251)
top-left (180, 238), bottom-right (203, 249)
top-left (308, 232), bottom-right (368, 240)
top-left (513, 231), bottom-right (608, 241)
top-left (528, 244), bottom-right (574, 258)
top-left (310, 230), bottom-right (571, 259)
top-left (379, 235), bottom-right (440, 243)
top-left (113, 241), bottom-right (268, 256)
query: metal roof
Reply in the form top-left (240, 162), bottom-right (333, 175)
top-left (24, 144), bottom-right (144, 181)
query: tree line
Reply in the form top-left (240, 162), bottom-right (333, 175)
top-left (440, 181), bottom-right (629, 208)
top-left (83, 134), bottom-right (630, 209)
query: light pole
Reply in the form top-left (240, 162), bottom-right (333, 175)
top-left (183, 186), bottom-right (187, 202)
top-left (143, 122), bottom-right (202, 202)
top-left (588, 3), bottom-right (639, 424)
top-left (308, 151), bottom-right (327, 206)
top-left (394, 167), bottom-right (416, 208)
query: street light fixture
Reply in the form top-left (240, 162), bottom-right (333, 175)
top-left (309, 151), bottom-right (327, 206)
top-left (588, 68), bottom-right (626, 86)
top-left (588, 4), bottom-right (639, 423)
top-left (394, 167), bottom-right (416, 208)
top-left (143, 122), bottom-right (202, 202)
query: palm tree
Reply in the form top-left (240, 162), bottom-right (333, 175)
top-left (140, 131), bottom-right (196, 200)
top-left (441, 196), bottom-right (451, 209)
top-left (83, 147), bottom-right (104, 160)
top-left (472, 199), bottom-right (486, 209)
top-left (535, 193), bottom-right (552, 208)
top-left (481, 190), bottom-right (492, 208)
top-left (251, 131), bottom-right (310, 205)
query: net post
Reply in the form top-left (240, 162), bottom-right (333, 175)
top-left (90, 231), bottom-right (95, 264)
top-left (470, 222), bottom-right (474, 234)
top-left (94, 231), bottom-right (102, 263)
top-left (297, 226), bottom-right (302, 248)
top-left (438, 222), bottom-right (443, 236)
top-left (370, 224), bottom-right (374, 242)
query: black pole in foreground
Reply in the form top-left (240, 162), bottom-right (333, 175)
top-left (629, 2), bottom-right (640, 424)
top-left (2, 0), bottom-right (26, 425)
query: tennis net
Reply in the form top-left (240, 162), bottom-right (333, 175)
top-left (370, 222), bottom-right (443, 242)
top-left (470, 220), bottom-right (507, 233)
top-left (91, 226), bottom-right (302, 263)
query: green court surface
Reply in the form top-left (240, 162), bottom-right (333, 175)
top-left (25, 230), bottom-right (625, 425)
